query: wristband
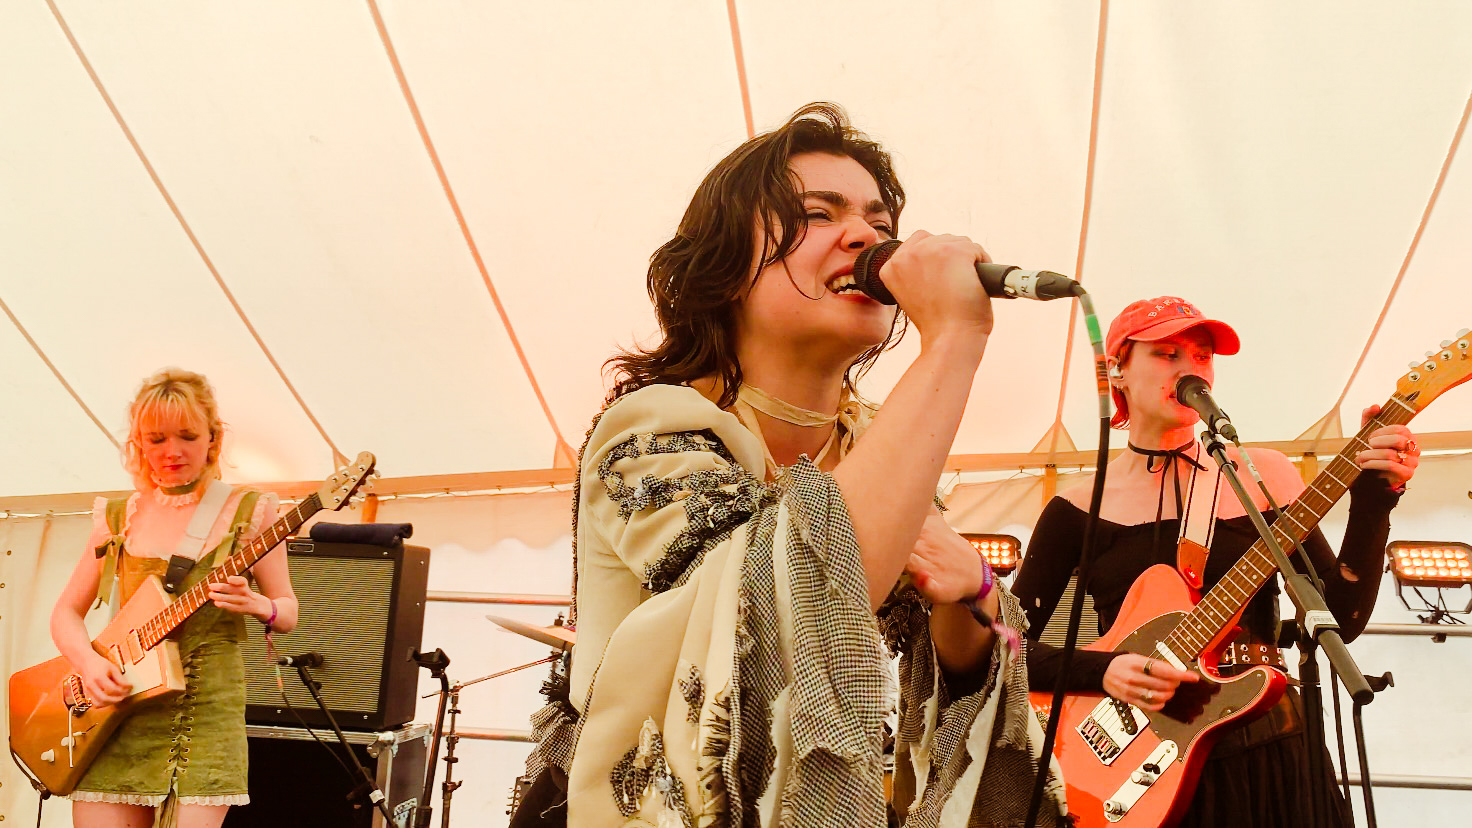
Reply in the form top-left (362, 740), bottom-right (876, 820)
top-left (262, 598), bottom-right (278, 632)
top-left (963, 560), bottom-right (1020, 656)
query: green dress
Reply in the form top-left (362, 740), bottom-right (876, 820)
top-left (70, 490), bottom-right (262, 807)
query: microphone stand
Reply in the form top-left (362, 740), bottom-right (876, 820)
top-left (293, 663), bottom-right (396, 825)
top-left (411, 648), bottom-right (451, 828)
top-left (1196, 427), bottom-right (1380, 828)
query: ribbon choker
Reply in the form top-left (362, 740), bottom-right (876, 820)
top-left (736, 384), bottom-right (838, 428)
top-left (1127, 441), bottom-right (1207, 474)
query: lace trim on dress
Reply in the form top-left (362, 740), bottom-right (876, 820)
top-left (69, 790), bottom-right (168, 806)
top-left (68, 790), bottom-right (249, 808)
top-left (177, 794), bottom-right (250, 806)
top-left (117, 489), bottom-right (278, 561)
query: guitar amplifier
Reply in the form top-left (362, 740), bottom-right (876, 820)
top-left (223, 723), bottom-right (429, 828)
top-left (1036, 573), bottom-right (1101, 649)
top-left (243, 539), bottom-right (429, 730)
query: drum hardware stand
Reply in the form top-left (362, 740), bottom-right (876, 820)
top-left (411, 647), bottom-right (559, 828)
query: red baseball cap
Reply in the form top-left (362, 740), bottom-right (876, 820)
top-left (1106, 296), bottom-right (1240, 427)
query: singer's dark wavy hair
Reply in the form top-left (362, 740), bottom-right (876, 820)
top-left (606, 102), bottom-right (907, 408)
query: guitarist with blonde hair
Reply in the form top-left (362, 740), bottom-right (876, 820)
top-left (48, 368), bottom-right (298, 827)
top-left (1012, 297), bottom-right (1419, 827)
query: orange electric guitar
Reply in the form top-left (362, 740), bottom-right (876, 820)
top-left (8, 452), bottom-right (377, 796)
top-left (1032, 331), bottom-right (1470, 827)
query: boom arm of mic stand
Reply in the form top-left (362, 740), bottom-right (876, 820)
top-left (1198, 432), bottom-right (1374, 703)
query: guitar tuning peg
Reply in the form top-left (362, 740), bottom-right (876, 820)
top-left (1409, 361), bottom-right (1421, 369)
top-left (1458, 328), bottom-right (1469, 337)
top-left (1425, 351), bottom-right (1436, 358)
top-left (1442, 341), bottom-right (1453, 348)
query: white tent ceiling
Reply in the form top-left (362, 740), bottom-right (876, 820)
top-left (3, 0), bottom-right (1471, 503)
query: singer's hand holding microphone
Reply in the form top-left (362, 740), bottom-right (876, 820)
top-left (857, 231), bottom-right (997, 342)
top-left (853, 235), bottom-right (1083, 309)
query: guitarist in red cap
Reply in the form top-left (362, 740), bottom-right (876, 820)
top-left (1012, 296), bottom-right (1419, 827)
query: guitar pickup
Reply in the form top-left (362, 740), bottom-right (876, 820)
top-left (126, 629), bottom-right (146, 664)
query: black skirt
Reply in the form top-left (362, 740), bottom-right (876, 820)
top-left (1179, 687), bottom-right (1349, 828)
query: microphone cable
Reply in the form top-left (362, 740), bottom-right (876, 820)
top-left (1025, 289), bottom-right (1112, 828)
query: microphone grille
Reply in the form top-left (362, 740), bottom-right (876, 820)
top-left (853, 240), bottom-right (901, 305)
top-left (1175, 374), bottom-right (1210, 399)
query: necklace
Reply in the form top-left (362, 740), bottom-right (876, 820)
top-left (736, 384), bottom-right (838, 427)
top-left (732, 385), bottom-right (855, 480)
top-left (1127, 440), bottom-right (1205, 559)
top-left (151, 477), bottom-right (206, 508)
top-left (1127, 441), bottom-right (1206, 474)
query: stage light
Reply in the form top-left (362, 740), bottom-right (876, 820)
top-left (960, 533), bottom-right (1022, 576)
top-left (1388, 541), bottom-right (1472, 587)
top-left (1388, 540), bottom-right (1472, 627)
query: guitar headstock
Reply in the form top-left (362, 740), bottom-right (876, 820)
top-left (316, 451), bottom-right (378, 511)
top-left (1396, 329), bottom-right (1472, 412)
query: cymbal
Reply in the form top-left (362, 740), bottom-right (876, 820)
top-left (486, 614), bottom-right (576, 650)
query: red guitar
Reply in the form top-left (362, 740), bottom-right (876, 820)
top-left (1032, 330), bottom-right (1470, 827)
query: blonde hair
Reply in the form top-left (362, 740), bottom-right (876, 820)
top-left (124, 368), bottom-right (225, 491)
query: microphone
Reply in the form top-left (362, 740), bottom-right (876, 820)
top-left (852, 239), bottom-right (1081, 304)
top-left (1174, 375), bottom-right (1239, 443)
top-left (277, 651), bottom-right (324, 668)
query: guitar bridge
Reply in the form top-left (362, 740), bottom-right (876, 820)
top-left (1077, 697), bottom-right (1148, 765)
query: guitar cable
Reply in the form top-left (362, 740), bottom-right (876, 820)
top-left (276, 670), bottom-right (360, 783)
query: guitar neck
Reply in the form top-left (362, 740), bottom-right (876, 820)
top-left (138, 493), bottom-right (323, 650)
top-left (1164, 395), bottom-right (1417, 661)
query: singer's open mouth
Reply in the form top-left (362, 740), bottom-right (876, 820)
top-left (826, 270), bottom-right (862, 295)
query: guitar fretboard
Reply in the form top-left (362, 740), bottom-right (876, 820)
top-left (1164, 395), bottom-right (1416, 662)
top-left (138, 493), bottom-right (323, 650)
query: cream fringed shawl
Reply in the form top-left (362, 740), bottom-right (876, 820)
top-left (552, 384), bottom-right (1063, 827)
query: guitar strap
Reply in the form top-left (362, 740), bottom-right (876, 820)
top-left (162, 482), bottom-right (235, 593)
top-left (93, 498), bottom-right (129, 611)
top-left (92, 484), bottom-right (237, 608)
top-left (1176, 453), bottom-right (1226, 590)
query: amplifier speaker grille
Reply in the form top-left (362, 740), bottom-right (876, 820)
top-left (242, 540), bottom-right (429, 730)
top-left (1037, 574), bottom-right (1101, 649)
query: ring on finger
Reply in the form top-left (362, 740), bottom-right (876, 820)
top-left (1143, 690), bottom-right (1154, 704)
top-left (1142, 659), bottom-right (1154, 677)
top-left (1407, 438), bottom-right (1419, 455)
top-left (1396, 450), bottom-right (1409, 464)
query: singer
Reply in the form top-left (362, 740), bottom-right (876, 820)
top-left (519, 103), bottom-right (1065, 827)
top-left (47, 369), bottom-right (299, 828)
top-left (1011, 296), bottom-right (1420, 827)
